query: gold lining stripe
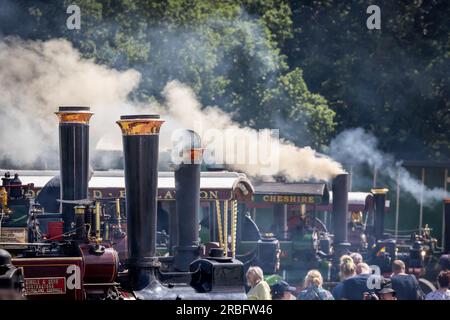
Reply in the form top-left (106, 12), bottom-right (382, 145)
top-left (55, 111), bottom-right (93, 124)
top-left (371, 188), bottom-right (389, 195)
top-left (116, 119), bottom-right (165, 136)
top-left (12, 257), bottom-right (83, 262)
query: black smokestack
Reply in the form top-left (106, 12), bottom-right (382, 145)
top-left (445, 199), bottom-right (450, 253)
top-left (117, 115), bottom-right (164, 289)
top-left (173, 130), bottom-right (202, 272)
top-left (55, 106), bottom-right (93, 233)
top-left (372, 188), bottom-right (389, 240)
top-left (332, 173), bottom-right (349, 245)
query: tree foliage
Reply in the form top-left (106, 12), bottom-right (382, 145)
top-left (0, 0), bottom-right (448, 159)
top-left (286, 0), bottom-right (450, 159)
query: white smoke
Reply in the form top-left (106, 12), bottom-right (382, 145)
top-left (0, 37), bottom-right (343, 181)
top-left (0, 37), bottom-right (141, 166)
top-left (158, 81), bottom-right (344, 181)
top-left (330, 128), bottom-right (449, 206)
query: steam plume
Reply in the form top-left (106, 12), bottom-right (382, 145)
top-left (0, 37), bottom-right (141, 167)
top-left (158, 81), bottom-right (344, 181)
top-left (330, 128), bottom-right (449, 206)
top-left (0, 37), bottom-right (343, 181)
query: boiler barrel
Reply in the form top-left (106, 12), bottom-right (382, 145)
top-left (80, 244), bottom-right (119, 283)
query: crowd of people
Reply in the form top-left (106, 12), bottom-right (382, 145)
top-left (246, 253), bottom-right (450, 301)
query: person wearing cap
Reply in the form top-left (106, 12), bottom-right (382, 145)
top-left (246, 266), bottom-right (272, 300)
top-left (271, 280), bottom-right (297, 300)
top-left (378, 286), bottom-right (397, 300)
top-left (425, 271), bottom-right (450, 300)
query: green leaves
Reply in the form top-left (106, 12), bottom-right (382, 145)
top-left (287, 0), bottom-right (449, 160)
top-left (3, 1), bottom-right (357, 156)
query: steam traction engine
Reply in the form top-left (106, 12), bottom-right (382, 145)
top-left (1, 107), bottom-right (119, 299)
top-left (237, 172), bottom-right (445, 290)
top-left (0, 108), bottom-right (248, 300)
top-left (115, 116), bottom-right (246, 299)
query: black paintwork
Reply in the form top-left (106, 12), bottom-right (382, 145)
top-left (121, 122), bottom-right (160, 289)
top-left (59, 113), bottom-right (90, 233)
top-left (173, 162), bottom-right (201, 271)
top-left (373, 193), bottom-right (386, 241)
top-left (332, 173), bottom-right (349, 245)
top-left (445, 202), bottom-right (450, 253)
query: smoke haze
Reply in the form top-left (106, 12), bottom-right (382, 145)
top-left (0, 37), bottom-right (343, 181)
top-left (330, 128), bottom-right (449, 206)
top-left (0, 37), bottom-right (141, 167)
top-left (159, 81), bottom-right (344, 181)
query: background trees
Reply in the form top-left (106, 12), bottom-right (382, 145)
top-left (286, 0), bottom-right (449, 159)
top-left (0, 0), bottom-right (448, 160)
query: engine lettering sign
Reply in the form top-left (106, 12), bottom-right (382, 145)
top-left (24, 277), bottom-right (66, 295)
top-left (0, 227), bottom-right (27, 243)
top-left (258, 194), bottom-right (318, 204)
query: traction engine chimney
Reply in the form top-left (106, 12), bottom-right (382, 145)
top-left (117, 115), bottom-right (164, 290)
top-left (55, 106), bottom-right (93, 233)
top-left (173, 130), bottom-right (202, 272)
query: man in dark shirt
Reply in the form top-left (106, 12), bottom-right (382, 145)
top-left (342, 263), bottom-right (375, 300)
top-left (390, 260), bottom-right (424, 300)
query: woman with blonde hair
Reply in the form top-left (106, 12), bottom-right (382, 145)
top-left (332, 255), bottom-right (356, 299)
top-left (246, 266), bottom-right (272, 300)
top-left (297, 269), bottom-right (334, 300)
top-left (339, 255), bottom-right (357, 280)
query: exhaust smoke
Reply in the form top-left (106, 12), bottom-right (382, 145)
top-left (0, 37), bottom-right (344, 181)
top-left (330, 128), bottom-right (449, 206)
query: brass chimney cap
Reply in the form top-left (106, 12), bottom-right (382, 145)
top-left (371, 188), bottom-right (389, 195)
top-left (56, 106), bottom-right (93, 124)
top-left (116, 114), bottom-right (164, 136)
